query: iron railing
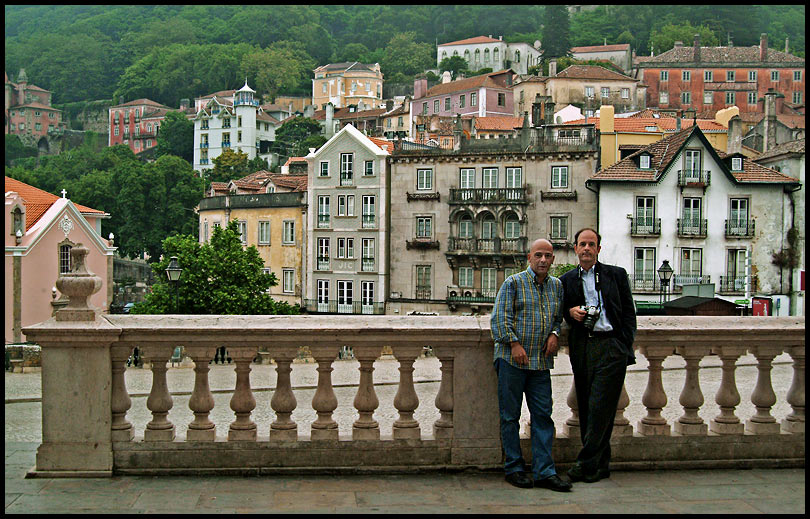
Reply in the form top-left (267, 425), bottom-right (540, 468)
top-left (677, 169), bottom-right (711, 186)
top-left (725, 219), bottom-right (755, 238)
top-left (448, 188), bottom-right (527, 204)
top-left (677, 218), bottom-right (708, 237)
top-left (630, 217), bottom-right (661, 236)
top-left (303, 300), bottom-right (385, 315)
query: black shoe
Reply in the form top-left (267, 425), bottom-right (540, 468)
top-left (567, 465), bottom-right (605, 483)
top-left (505, 471), bottom-right (534, 489)
top-left (534, 474), bottom-right (572, 492)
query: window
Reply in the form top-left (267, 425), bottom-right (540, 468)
top-left (201, 119), bottom-right (209, 130)
top-left (484, 48), bottom-right (490, 62)
top-left (317, 238), bottom-right (330, 270)
top-left (640, 154), bottom-right (651, 169)
top-left (361, 281), bottom-right (375, 310)
top-left (237, 220), bottom-right (247, 244)
top-left (585, 86), bottom-right (595, 98)
top-left (258, 221), bottom-right (270, 245)
top-left (387, 118), bottom-right (392, 128)
top-left (460, 168), bottom-right (475, 190)
top-left (445, 97), bottom-right (451, 111)
top-left (659, 92), bottom-right (669, 104)
top-left (337, 280), bottom-right (353, 312)
top-left (793, 91), bottom-right (802, 104)
top-left (682, 198), bottom-right (702, 230)
top-left (794, 70), bottom-right (802, 82)
top-left (221, 133), bottom-right (231, 147)
top-left (362, 195), bottom-right (375, 228)
top-left (364, 160), bottom-right (374, 176)
top-left (681, 91), bottom-right (691, 105)
top-left (771, 70), bottom-right (779, 82)
top-left (704, 91), bottom-right (713, 104)
top-left (505, 167), bottom-right (521, 188)
top-left (660, 71), bottom-right (669, 81)
top-left (458, 267), bottom-right (473, 288)
top-left (397, 116), bottom-right (403, 127)
top-left (634, 247), bottom-right (656, 289)
top-left (283, 269), bottom-right (295, 293)
top-left (747, 92), bottom-right (757, 105)
top-left (458, 215), bottom-right (473, 238)
top-left (504, 215), bottom-right (520, 239)
top-left (337, 237), bottom-right (354, 259)
top-left (682, 70), bottom-right (691, 82)
top-left (340, 153), bottom-right (353, 185)
top-left (422, 102), bottom-right (428, 115)
top-left (498, 93), bottom-right (506, 106)
top-left (482, 168), bottom-right (498, 189)
top-left (417, 216), bottom-right (433, 238)
top-left (283, 221), bottom-right (295, 244)
top-left (704, 70), bottom-right (713, 82)
top-left (636, 197), bottom-right (655, 231)
top-left (482, 268), bottom-right (497, 297)
top-left (601, 87), bottom-right (610, 98)
top-left (475, 49), bottom-right (481, 63)
top-left (748, 70), bottom-right (757, 82)
top-left (471, 93), bottom-right (477, 106)
top-left (59, 244), bottom-right (72, 274)
top-left (434, 100), bottom-right (440, 113)
top-left (727, 249), bottom-right (747, 287)
top-left (416, 265), bottom-right (431, 299)
top-left (223, 117), bottom-right (231, 128)
top-left (320, 161), bottom-right (329, 177)
top-left (551, 166), bottom-right (569, 189)
top-left (337, 194), bottom-right (354, 217)
top-left (726, 70), bottom-right (735, 82)
top-left (621, 88), bottom-right (630, 99)
top-left (515, 50), bottom-right (521, 63)
top-left (459, 95), bottom-right (465, 108)
top-left (729, 198), bottom-right (749, 228)
top-left (493, 48), bottom-right (499, 64)
top-left (146, 140), bottom-right (152, 148)
top-left (203, 221), bottom-right (208, 243)
top-left (481, 214), bottom-right (496, 240)
top-left (318, 195), bottom-right (330, 228)
top-left (550, 216), bottom-right (568, 240)
top-left (361, 238), bottom-right (374, 272)
top-left (317, 279), bottom-right (329, 309)
top-left (114, 127), bottom-right (119, 136)
top-left (725, 91), bottom-right (735, 105)
top-left (680, 249), bottom-right (702, 278)
top-left (134, 140), bottom-right (140, 150)
top-left (684, 150), bottom-right (701, 177)
top-left (200, 150), bottom-right (208, 164)
top-left (417, 169), bottom-right (433, 190)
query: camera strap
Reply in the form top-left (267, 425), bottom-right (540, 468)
top-left (579, 267), bottom-right (602, 311)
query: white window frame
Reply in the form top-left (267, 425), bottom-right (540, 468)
top-left (282, 220), bottom-right (295, 244)
top-left (640, 154), bottom-right (651, 169)
top-left (340, 153), bottom-right (353, 185)
top-left (551, 166), bottom-right (569, 189)
top-left (361, 238), bottom-right (375, 272)
top-left (364, 160), bottom-right (374, 176)
top-left (504, 215), bottom-right (520, 239)
top-left (319, 161), bottom-right (329, 177)
top-left (505, 167), bottom-right (522, 188)
top-left (621, 88), bottom-right (630, 99)
top-left (585, 86), bottom-right (595, 98)
top-left (417, 168), bottom-right (433, 191)
top-left (482, 168), bottom-right (498, 189)
top-left (460, 168), bottom-right (475, 189)
top-left (416, 216), bottom-right (433, 238)
top-left (771, 70), bottom-right (779, 82)
top-left (481, 268), bottom-right (497, 297)
top-left (458, 266), bottom-right (474, 288)
top-left (659, 91), bottom-right (669, 104)
top-left (601, 86), bottom-right (610, 98)
top-left (550, 216), bottom-right (568, 240)
top-left (703, 91), bottom-right (713, 105)
top-left (237, 220), bottom-right (248, 245)
top-left (704, 70), bottom-right (713, 82)
top-left (317, 237), bottom-right (330, 270)
top-left (258, 220), bottom-right (271, 245)
top-left (660, 70), bottom-right (669, 81)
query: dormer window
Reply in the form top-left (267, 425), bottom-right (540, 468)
top-left (639, 154), bottom-right (651, 169)
top-left (731, 157), bottom-right (743, 171)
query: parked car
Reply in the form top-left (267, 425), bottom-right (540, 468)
top-left (122, 302), bottom-right (135, 314)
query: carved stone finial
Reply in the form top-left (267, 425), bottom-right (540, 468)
top-left (54, 244), bottom-right (102, 321)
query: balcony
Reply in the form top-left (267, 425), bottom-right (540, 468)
top-left (446, 286), bottom-right (496, 304)
top-left (725, 219), bottom-right (756, 238)
top-left (340, 174), bottom-right (353, 187)
top-left (406, 239), bottom-right (440, 250)
top-left (22, 260), bottom-right (805, 477)
top-left (362, 215), bottom-right (376, 229)
top-left (361, 258), bottom-right (375, 272)
top-left (303, 299), bottom-right (385, 315)
top-left (719, 275), bottom-right (758, 294)
top-left (677, 218), bottom-right (708, 238)
top-left (406, 192), bottom-right (440, 202)
top-left (200, 142), bottom-right (209, 149)
top-left (448, 188), bottom-right (527, 204)
top-left (317, 256), bottom-right (330, 271)
top-left (317, 215), bottom-right (330, 228)
top-left (632, 273), bottom-right (660, 292)
top-left (677, 169), bottom-right (711, 187)
top-left (447, 236), bottom-right (528, 254)
top-left (630, 217), bottom-right (661, 237)
top-left (672, 274), bottom-right (711, 292)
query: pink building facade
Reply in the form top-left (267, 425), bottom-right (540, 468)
top-left (5, 69), bottom-right (65, 142)
top-left (108, 99), bottom-right (173, 155)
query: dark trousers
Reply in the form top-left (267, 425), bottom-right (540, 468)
top-left (569, 335), bottom-right (627, 474)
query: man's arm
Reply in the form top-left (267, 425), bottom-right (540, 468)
top-left (490, 276), bottom-right (519, 347)
top-left (615, 266), bottom-right (637, 346)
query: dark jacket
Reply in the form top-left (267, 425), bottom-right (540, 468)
top-left (560, 261), bottom-right (637, 365)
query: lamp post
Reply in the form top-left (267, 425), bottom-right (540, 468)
top-left (657, 259), bottom-right (674, 305)
top-left (165, 256), bottom-right (182, 314)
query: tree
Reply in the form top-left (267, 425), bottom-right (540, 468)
top-left (380, 32), bottom-right (434, 81)
top-left (649, 22), bottom-right (719, 55)
top-left (131, 220), bottom-right (300, 315)
top-left (209, 149), bottom-right (250, 184)
top-left (275, 116), bottom-right (324, 157)
top-left (240, 42), bottom-right (315, 101)
top-left (543, 5), bottom-right (571, 59)
top-left (5, 135), bottom-right (38, 166)
top-left (155, 111), bottom-right (194, 163)
top-left (439, 56), bottom-right (470, 80)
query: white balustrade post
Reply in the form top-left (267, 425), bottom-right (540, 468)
top-left (563, 376), bottom-right (580, 439)
top-left (141, 344), bottom-right (175, 441)
top-left (745, 345), bottom-right (783, 434)
top-left (186, 344), bottom-right (217, 441)
top-left (270, 347), bottom-right (298, 441)
top-left (432, 346), bottom-right (455, 440)
top-left (637, 344), bottom-right (673, 436)
top-left (392, 345), bottom-right (422, 440)
top-left (674, 344), bottom-right (711, 436)
top-left (228, 347), bottom-right (258, 441)
top-left (352, 345), bottom-right (382, 440)
top-left (782, 345), bottom-right (805, 434)
top-left (709, 345), bottom-right (746, 435)
top-left (612, 383), bottom-right (633, 436)
top-left (110, 343), bottom-right (134, 442)
top-left (310, 345), bottom-right (339, 440)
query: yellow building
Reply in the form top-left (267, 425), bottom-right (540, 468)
top-left (568, 105), bottom-right (735, 169)
top-left (312, 62), bottom-right (383, 110)
top-left (198, 171), bottom-right (307, 306)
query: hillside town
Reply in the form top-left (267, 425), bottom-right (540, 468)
top-left (5, 21), bottom-right (807, 345)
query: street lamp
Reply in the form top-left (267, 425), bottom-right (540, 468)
top-left (165, 256), bottom-right (182, 313)
top-left (657, 259), bottom-right (674, 305)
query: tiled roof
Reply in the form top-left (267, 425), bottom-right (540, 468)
top-left (12, 101), bottom-right (60, 111)
top-left (737, 112), bottom-right (805, 129)
top-left (566, 116), bottom-right (726, 133)
top-left (23, 83), bottom-right (51, 93)
top-left (571, 43), bottom-right (630, 53)
top-left (754, 138), bottom-right (806, 160)
top-left (337, 108), bottom-right (387, 120)
top-left (367, 136), bottom-right (393, 151)
top-left (200, 90), bottom-right (236, 99)
top-left (554, 65), bottom-right (636, 81)
top-left (638, 45), bottom-right (804, 65)
top-left (440, 36), bottom-right (501, 46)
top-left (112, 98), bottom-right (170, 109)
top-left (425, 71), bottom-right (509, 98)
top-left (256, 111), bottom-right (279, 123)
top-left (5, 176), bottom-right (105, 231)
top-left (267, 174), bottom-right (308, 192)
top-left (314, 62), bottom-right (378, 73)
top-left (474, 115), bottom-right (524, 131)
top-left (283, 157), bottom-right (308, 167)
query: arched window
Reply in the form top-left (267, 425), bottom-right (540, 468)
top-left (464, 49), bottom-right (470, 62)
top-left (504, 214), bottom-right (521, 239)
top-left (493, 48), bottom-right (499, 66)
top-left (481, 214), bottom-right (496, 239)
top-left (458, 215), bottom-right (473, 238)
top-left (12, 207), bottom-right (24, 236)
top-left (442, 51), bottom-right (447, 61)
top-left (515, 50), bottom-right (521, 63)
top-left (453, 50), bottom-right (458, 57)
top-left (484, 48), bottom-right (490, 62)
top-left (474, 49), bottom-right (480, 63)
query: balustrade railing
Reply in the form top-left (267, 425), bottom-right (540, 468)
top-left (448, 188), bottom-right (527, 204)
top-left (725, 218), bottom-right (756, 238)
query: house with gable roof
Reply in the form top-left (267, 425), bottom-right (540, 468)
top-left (437, 35), bottom-right (542, 75)
top-left (5, 69), bottom-right (66, 148)
top-left (5, 176), bottom-right (114, 343)
top-left (587, 125), bottom-right (801, 308)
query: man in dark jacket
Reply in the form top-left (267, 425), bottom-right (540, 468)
top-left (559, 228), bottom-right (636, 483)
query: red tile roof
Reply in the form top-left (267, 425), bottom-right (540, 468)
top-left (566, 116), bottom-right (726, 133)
top-left (754, 138), bottom-right (805, 160)
top-left (13, 101), bottom-right (61, 111)
top-left (554, 65), bottom-right (636, 81)
top-left (283, 157), bottom-right (308, 167)
top-left (474, 115), bottom-right (524, 131)
top-left (367, 136), bottom-right (393, 151)
top-left (638, 45), bottom-right (804, 65)
top-left (425, 70), bottom-right (511, 98)
top-left (5, 176), bottom-right (105, 231)
top-left (571, 43), bottom-right (630, 53)
top-left (440, 36), bottom-right (501, 46)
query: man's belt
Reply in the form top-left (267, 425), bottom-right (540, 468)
top-left (587, 330), bottom-right (616, 339)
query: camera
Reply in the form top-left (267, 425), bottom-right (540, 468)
top-left (581, 305), bottom-right (601, 331)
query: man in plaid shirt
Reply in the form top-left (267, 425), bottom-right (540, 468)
top-left (490, 238), bottom-right (571, 492)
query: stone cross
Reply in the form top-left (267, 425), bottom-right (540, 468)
top-left (61, 189), bottom-right (67, 198)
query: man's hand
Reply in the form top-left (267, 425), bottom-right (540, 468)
top-left (510, 341), bottom-right (529, 366)
top-left (542, 333), bottom-right (559, 357)
top-left (569, 306), bottom-right (586, 322)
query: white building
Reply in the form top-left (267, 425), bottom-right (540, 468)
top-left (192, 81), bottom-right (279, 173)
top-left (437, 36), bottom-right (542, 76)
top-left (588, 125), bottom-right (801, 309)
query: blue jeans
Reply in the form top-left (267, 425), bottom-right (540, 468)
top-left (494, 358), bottom-right (556, 480)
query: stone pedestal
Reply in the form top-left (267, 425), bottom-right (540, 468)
top-left (709, 420), bottom-right (745, 435)
top-left (673, 422), bottom-right (708, 436)
top-left (781, 418), bottom-right (805, 434)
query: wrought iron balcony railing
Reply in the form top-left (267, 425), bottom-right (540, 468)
top-left (630, 217), bottom-right (661, 236)
top-left (303, 299), bottom-right (385, 315)
top-left (448, 188), bottom-right (527, 204)
top-left (677, 218), bottom-right (708, 238)
top-left (677, 169), bottom-right (711, 186)
top-left (447, 236), bottom-right (528, 254)
top-left (718, 275), bottom-right (757, 294)
top-left (447, 286), bottom-right (497, 304)
top-left (725, 219), bottom-right (755, 238)
top-left (317, 215), bottom-right (330, 228)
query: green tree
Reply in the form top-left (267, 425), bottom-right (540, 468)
top-left (131, 220), bottom-right (300, 315)
top-left (4, 135), bottom-right (38, 166)
top-left (241, 42), bottom-right (315, 101)
top-left (439, 55), bottom-right (470, 80)
top-left (209, 148), bottom-right (250, 184)
top-left (543, 5), bottom-right (571, 59)
top-left (650, 22), bottom-right (719, 55)
top-left (155, 111), bottom-right (194, 163)
top-left (275, 116), bottom-right (324, 157)
top-left (380, 32), bottom-right (434, 80)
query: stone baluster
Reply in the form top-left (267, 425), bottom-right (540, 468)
top-left (612, 383), bottom-right (633, 436)
top-left (270, 347), bottom-right (299, 441)
top-left (432, 346), bottom-right (455, 440)
top-left (782, 345), bottom-right (805, 434)
top-left (353, 345), bottom-right (382, 440)
top-left (310, 345), bottom-right (339, 440)
top-left (186, 344), bottom-right (217, 441)
top-left (141, 344), bottom-right (175, 441)
top-left (674, 344), bottom-right (711, 435)
top-left (228, 346), bottom-right (258, 441)
top-left (709, 345), bottom-right (746, 435)
top-left (563, 377), bottom-right (580, 439)
top-left (110, 343), bottom-right (134, 442)
top-left (744, 344), bottom-right (782, 434)
top-left (637, 344), bottom-right (673, 435)
top-left (392, 345), bottom-right (422, 439)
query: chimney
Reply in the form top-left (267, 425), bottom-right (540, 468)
top-left (414, 75), bottom-right (428, 99)
top-left (726, 115), bottom-right (743, 154)
top-left (325, 103), bottom-right (334, 137)
top-left (532, 94), bottom-right (543, 127)
top-left (499, 35), bottom-right (503, 41)
top-left (179, 98), bottom-right (190, 110)
top-left (693, 34), bottom-right (701, 63)
top-left (549, 59), bottom-right (557, 76)
top-left (601, 105), bottom-right (615, 133)
top-left (763, 89), bottom-right (778, 152)
top-left (385, 99), bottom-right (394, 111)
top-left (785, 37), bottom-right (789, 53)
top-left (760, 33), bottom-right (768, 62)
top-left (442, 70), bottom-right (452, 84)
top-left (674, 41), bottom-right (683, 48)
top-left (543, 99), bottom-right (556, 126)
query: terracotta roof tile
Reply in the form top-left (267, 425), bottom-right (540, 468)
top-left (475, 115), bottom-right (524, 131)
top-left (367, 136), bottom-right (393, 151)
top-left (5, 176), bottom-right (105, 231)
top-left (566, 116), bottom-right (726, 133)
top-left (754, 138), bottom-right (806, 160)
top-left (440, 36), bottom-right (501, 46)
top-left (12, 101), bottom-right (61, 111)
top-left (554, 65), bottom-right (635, 81)
top-left (571, 43), bottom-right (630, 53)
top-left (638, 45), bottom-right (804, 65)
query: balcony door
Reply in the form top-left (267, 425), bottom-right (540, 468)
top-left (636, 196), bottom-right (655, 232)
top-left (634, 247), bottom-right (656, 290)
top-left (727, 249), bottom-right (747, 290)
top-left (361, 281), bottom-right (374, 315)
top-left (683, 198), bottom-right (701, 231)
top-left (729, 198), bottom-right (749, 234)
top-left (459, 168), bottom-right (475, 200)
top-left (684, 150), bottom-right (701, 181)
top-left (317, 279), bottom-right (329, 312)
top-left (337, 280), bottom-right (353, 313)
top-left (678, 248), bottom-right (702, 285)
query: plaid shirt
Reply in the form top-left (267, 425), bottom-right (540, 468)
top-left (490, 267), bottom-right (563, 370)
